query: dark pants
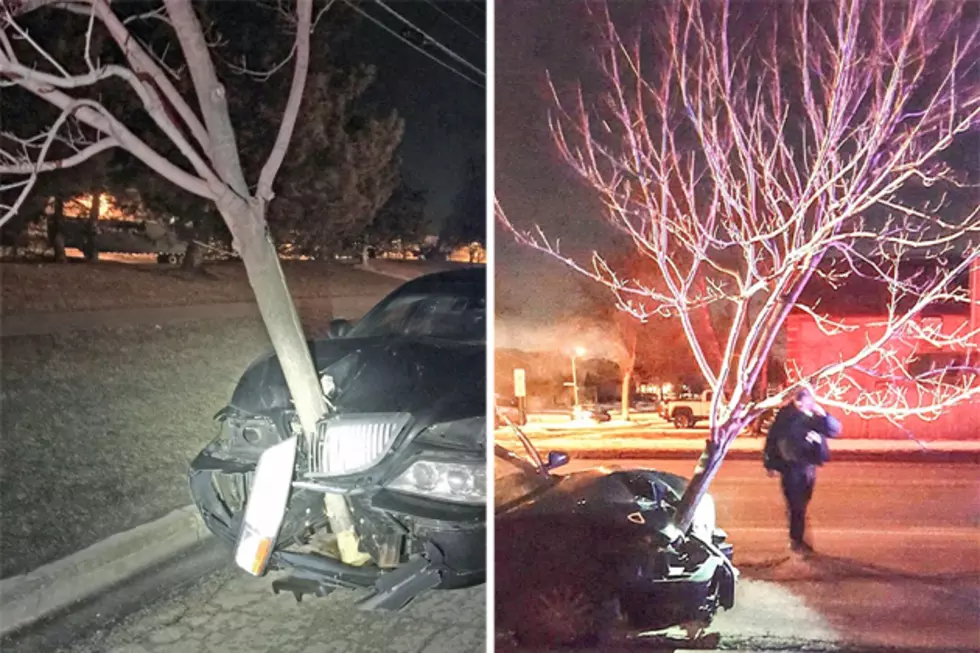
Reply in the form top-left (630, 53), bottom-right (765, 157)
top-left (780, 465), bottom-right (816, 544)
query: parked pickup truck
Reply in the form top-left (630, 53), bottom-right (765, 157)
top-left (661, 391), bottom-right (716, 428)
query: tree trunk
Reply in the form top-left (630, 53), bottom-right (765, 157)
top-left (49, 196), bottom-right (66, 263)
top-left (758, 357), bottom-right (769, 400)
top-left (673, 426), bottom-right (736, 533)
top-left (361, 245), bottom-right (370, 267)
top-left (221, 199), bottom-right (360, 563)
top-left (620, 369), bottom-right (632, 420)
top-left (85, 191), bottom-right (101, 261)
top-left (182, 240), bottom-right (204, 272)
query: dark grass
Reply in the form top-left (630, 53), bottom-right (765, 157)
top-left (0, 310), bottom-right (342, 580)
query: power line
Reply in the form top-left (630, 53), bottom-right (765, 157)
top-left (461, 0), bottom-right (484, 14)
top-left (422, 0), bottom-right (484, 43)
top-left (373, 0), bottom-right (484, 78)
top-left (342, 0), bottom-right (484, 89)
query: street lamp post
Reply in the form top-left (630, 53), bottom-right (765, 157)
top-left (571, 346), bottom-right (586, 409)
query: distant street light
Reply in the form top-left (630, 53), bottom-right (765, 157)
top-left (571, 346), bottom-right (586, 409)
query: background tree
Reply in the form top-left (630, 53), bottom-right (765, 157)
top-left (573, 276), bottom-right (639, 419)
top-left (0, 6), bottom-right (120, 262)
top-left (576, 253), bottom-right (716, 417)
top-left (441, 155), bottom-right (485, 257)
top-left (0, 0), bottom-right (366, 559)
top-left (245, 63), bottom-right (404, 259)
top-left (352, 179), bottom-right (427, 257)
top-left (499, 0), bottom-right (980, 531)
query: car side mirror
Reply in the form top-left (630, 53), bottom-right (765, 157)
top-left (545, 451), bottom-right (569, 471)
top-left (327, 319), bottom-right (352, 338)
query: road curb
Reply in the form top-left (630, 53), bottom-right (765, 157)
top-left (563, 448), bottom-right (980, 463)
top-left (353, 263), bottom-right (417, 281)
top-left (0, 504), bottom-right (212, 638)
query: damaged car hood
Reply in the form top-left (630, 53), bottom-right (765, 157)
top-left (499, 466), bottom-right (691, 536)
top-left (227, 336), bottom-right (485, 425)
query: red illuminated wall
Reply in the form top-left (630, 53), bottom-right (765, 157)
top-left (784, 261), bottom-right (980, 440)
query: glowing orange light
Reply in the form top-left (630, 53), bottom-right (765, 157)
top-left (250, 537), bottom-right (273, 575)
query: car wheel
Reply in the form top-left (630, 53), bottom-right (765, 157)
top-left (674, 412), bottom-right (693, 428)
top-left (515, 583), bottom-right (597, 647)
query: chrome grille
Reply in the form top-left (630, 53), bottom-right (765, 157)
top-left (308, 413), bottom-right (411, 477)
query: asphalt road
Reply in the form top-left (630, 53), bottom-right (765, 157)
top-left (553, 459), bottom-right (980, 652)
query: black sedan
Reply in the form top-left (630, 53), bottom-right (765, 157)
top-left (189, 267), bottom-right (486, 610)
top-left (495, 432), bottom-right (737, 646)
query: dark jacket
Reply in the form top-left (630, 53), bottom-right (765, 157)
top-left (763, 404), bottom-right (841, 472)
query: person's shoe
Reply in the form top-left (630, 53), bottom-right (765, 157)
top-left (790, 540), bottom-right (814, 555)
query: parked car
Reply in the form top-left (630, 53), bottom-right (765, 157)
top-left (633, 397), bottom-right (662, 413)
top-left (577, 404), bottom-right (612, 422)
top-left (495, 427), bottom-right (737, 647)
top-left (662, 390), bottom-right (715, 428)
top-left (189, 268), bottom-right (486, 610)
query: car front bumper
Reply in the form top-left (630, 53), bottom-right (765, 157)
top-left (188, 448), bottom-right (484, 609)
top-left (619, 552), bottom-right (736, 631)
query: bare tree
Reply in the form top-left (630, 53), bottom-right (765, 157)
top-left (498, 0), bottom-right (980, 531)
top-left (574, 275), bottom-right (639, 418)
top-left (0, 0), bottom-right (363, 558)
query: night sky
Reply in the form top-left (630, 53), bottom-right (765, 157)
top-left (495, 0), bottom-right (616, 336)
top-left (333, 0), bottom-right (485, 233)
top-left (494, 0), bottom-right (980, 347)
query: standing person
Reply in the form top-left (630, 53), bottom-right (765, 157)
top-left (763, 388), bottom-right (842, 554)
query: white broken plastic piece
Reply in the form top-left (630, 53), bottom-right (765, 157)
top-left (320, 374), bottom-right (336, 398)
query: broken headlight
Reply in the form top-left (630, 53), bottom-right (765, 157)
top-left (690, 493), bottom-right (716, 542)
top-left (387, 459), bottom-right (486, 504)
top-left (308, 412), bottom-right (412, 477)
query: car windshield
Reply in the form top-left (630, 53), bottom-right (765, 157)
top-left (494, 445), bottom-right (553, 509)
top-left (347, 289), bottom-right (485, 342)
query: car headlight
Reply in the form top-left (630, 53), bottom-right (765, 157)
top-left (690, 493), bottom-right (716, 541)
top-left (387, 459), bottom-right (486, 504)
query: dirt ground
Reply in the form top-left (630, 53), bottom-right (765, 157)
top-left (0, 260), bottom-right (400, 315)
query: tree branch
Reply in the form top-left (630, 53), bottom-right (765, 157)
top-left (162, 0), bottom-right (250, 196)
top-left (89, 0), bottom-right (212, 160)
top-left (499, 0), bottom-right (980, 445)
top-left (0, 63), bottom-right (212, 198)
top-left (256, 0), bottom-right (319, 203)
top-left (0, 99), bottom-right (117, 227)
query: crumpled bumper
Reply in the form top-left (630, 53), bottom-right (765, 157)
top-left (188, 448), bottom-right (482, 609)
